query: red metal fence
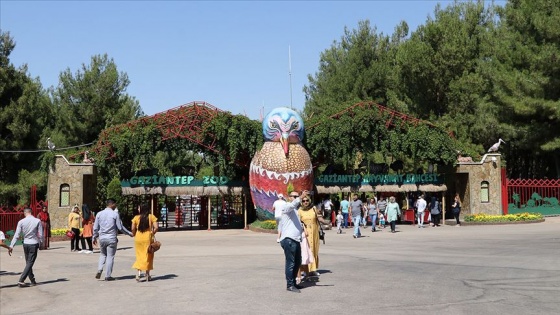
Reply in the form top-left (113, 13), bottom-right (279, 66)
top-left (0, 185), bottom-right (47, 233)
top-left (502, 169), bottom-right (560, 216)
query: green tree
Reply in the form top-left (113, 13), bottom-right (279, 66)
top-left (489, 0), bottom-right (560, 177)
top-left (303, 20), bottom-right (407, 118)
top-left (396, 1), bottom-right (498, 158)
top-left (0, 31), bottom-right (52, 203)
top-left (51, 53), bottom-right (143, 147)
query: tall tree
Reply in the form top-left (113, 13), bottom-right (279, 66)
top-left (0, 31), bottom-right (52, 203)
top-left (490, 0), bottom-right (560, 177)
top-left (51, 54), bottom-right (143, 147)
top-left (303, 20), bottom-right (407, 118)
top-left (396, 1), bottom-right (499, 157)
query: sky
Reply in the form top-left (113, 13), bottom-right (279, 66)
top-left (1, 1), bottom-right (461, 120)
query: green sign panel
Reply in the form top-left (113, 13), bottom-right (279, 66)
top-left (121, 175), bottom-right (230, 187)
top-left (315, 173), bottom-right (443, 186)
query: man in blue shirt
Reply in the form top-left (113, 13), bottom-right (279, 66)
top-left (93, 199), bottom-right (133, 281)
top-left (340, 196), bottom-right (350, 229)
top-left (9, 208), bottom-right (43, 287)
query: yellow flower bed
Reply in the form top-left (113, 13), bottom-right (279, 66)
top-left (464, 212), bottom-right (543, 222)
top-left (51, 228), bottom-right (83, 236)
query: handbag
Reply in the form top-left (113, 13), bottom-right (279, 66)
top-left (147, 219), bottom-right (161, 253)
top-left (148, 236), bottom-right (161, 253)
top-left (66, 230), bottom-right (75, 238)
top-left (313, 207), bottom-right (325, 244)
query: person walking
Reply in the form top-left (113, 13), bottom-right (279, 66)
top-left (452, 194), bottom-right (462, 226)
top-left (340, 196), bottom-right (349, 229)
top-left (37, 205), bottom-right (51, 250)
top-left (367, 198), bottom-right (379, 232)
top-left (385, 196), bottom-right (401, 233)
top-left (68, 206), bottom-right (82, 252)
top-left (377, 196), bottom-right (387, 229)
top-left (336, 210), bottom-right (343, 234)
top-left (430, 196), bottom-right (442, 227)
top-left (9, 208), bottom-right (43, 287)
top-left (279, 190), bottom-right (308, 293)
top-left (93, 199), bottom-right (133, 281)
top-left (349, 194), bottom-right (365, 238)
top-left (416, 195), bottom-right (427, 228)
top-left (1, 229), bottom-right (13, 255)
top-left (131, 204), bottom-right (158, 282)
top-left (273, 194), bottom-right (287, 243)
top-left (80, 205), bottom-right (94, 254)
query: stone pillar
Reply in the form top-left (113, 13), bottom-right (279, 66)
top-left (47, 155), bottom-right (97, 229)
top-left (455, 154), bottom-right (503, 215)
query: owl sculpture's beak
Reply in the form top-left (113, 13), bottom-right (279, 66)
top-left (280, 132), bottom-right (290, 156)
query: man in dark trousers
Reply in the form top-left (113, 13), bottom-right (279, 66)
top-left (278, 190), bottom-right (309, 293)
top-left (9, 207), bottom-right (43, 287)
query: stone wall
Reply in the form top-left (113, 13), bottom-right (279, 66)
top-left (47, 155), bottom-right (97, 229)
top-left (455, 154), bottom-right (502, 215)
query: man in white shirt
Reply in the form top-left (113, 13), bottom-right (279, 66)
top-left (279, 190), bottom-right (309, 293)
top-left (273, 194), bottom-right (287, 243)
top-left (416, 195), bottom-right (427, 228)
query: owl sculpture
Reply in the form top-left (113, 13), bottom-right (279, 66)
top-left (249, 107), bottom-right (313, 220)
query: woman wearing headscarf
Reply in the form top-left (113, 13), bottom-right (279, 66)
top-left (131, 204), bottom-right (158, 281)
top-left (297, 195), bottom-right (328, 278)
top-left (385, 196), bottom-right (401, 233)
top-left (37, 206), bottom-right (51, 250)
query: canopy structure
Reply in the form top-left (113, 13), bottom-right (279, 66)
top-left (418, 184), bottom-right (448, 192)
top-left (122, 186), bottom-right (247, 196)
top-left (316, 183), bottom-right (447, 194)
top-left (374, 184), bottom-right (418, 192)
top-left (315, 186), bottom-right (355, 194)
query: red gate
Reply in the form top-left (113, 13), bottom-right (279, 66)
top-left (0, 185), bottom-right (47, 233)
top-left (502, 169), bottom-right (560, 216)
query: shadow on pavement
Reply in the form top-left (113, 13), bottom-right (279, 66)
top-left (0, 270), bottom-right (21, 277)
top-left (0, 277), bottom-right (69, 289)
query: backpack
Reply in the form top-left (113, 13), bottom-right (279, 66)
top-left (430, 201), bottom-right (441, 214)
top-left (82, 204), bottom-right (91, 220)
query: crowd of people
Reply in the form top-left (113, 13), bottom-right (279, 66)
top-left (1, 198), bottom-right (159, 287)
top-left (277, 191), bottom-right (463, 293)
top-left (0, 191), bottom-right (462, 291)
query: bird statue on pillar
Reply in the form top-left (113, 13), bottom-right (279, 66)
top-left (488, 138), bottom-right (506, 153)
top-left (249, 107), bottom-right (313, 220)
top-left (47, 137), bottom-right (56, 151)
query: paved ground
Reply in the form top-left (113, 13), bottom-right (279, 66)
top-left (1, 218), bottom-right (559, 315)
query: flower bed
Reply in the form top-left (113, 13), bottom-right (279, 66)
top-left (248, 220), bottom-right (277, 234)
top-left (50, 228), bottom-right (81, 241)
top-left (463, 212), bottom-right (544, 225)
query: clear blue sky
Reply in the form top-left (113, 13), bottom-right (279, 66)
top-left (2, 1), bottom-right (460, 120)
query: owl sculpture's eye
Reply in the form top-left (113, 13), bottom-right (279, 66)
top-left (291, 121), bottom-right (299, 130)
top-left (269, 121), bottom-right (280, 130)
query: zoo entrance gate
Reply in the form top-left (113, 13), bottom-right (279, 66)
top-left (501, 169), bottom-right (560, 216)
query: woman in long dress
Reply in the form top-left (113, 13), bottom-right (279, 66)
top-left (296, 223), bottom-right (314, 285)
top-left (131, 204), bottom-right (158, 281)
top-left (37, 206), bottom-right (50, 250)
top-left (298, 196), bottom-right (328, 277)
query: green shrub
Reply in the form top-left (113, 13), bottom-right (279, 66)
top-left (250, 220), bottom-right (277, 230)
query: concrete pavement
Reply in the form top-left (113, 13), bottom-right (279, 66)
top-left (1, 218), bottom-right (559, 315)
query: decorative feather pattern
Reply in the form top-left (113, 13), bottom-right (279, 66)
top-left (249, 108), bottom-right (313, 220)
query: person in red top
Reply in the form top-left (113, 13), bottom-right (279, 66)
top-left (37, 206), bottom-right (51, 250)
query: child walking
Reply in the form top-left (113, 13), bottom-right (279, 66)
top-left (336, 210), bottom-right (343, 234)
